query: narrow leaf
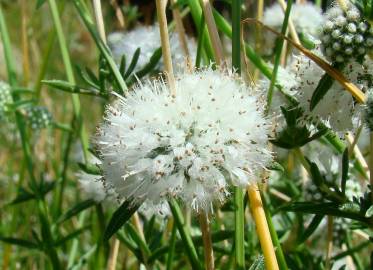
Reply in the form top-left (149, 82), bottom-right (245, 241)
top-left (36, 0), bottom-right (47, 9)
top-left (69, 245), bottom-right (97, 270)
top-left (280, 202), bottom-right (367, 222)
top-left (103, 200), bottom-right (142, 242)
top-left (119, 54), bottom-right (126, 76)
top-left (249, 255), bottom-right (265, 270)
top-left (123, 48), bottom-right (141, 80)
top-left (75, 66), bottom-right (100, 90)
top-left (56, 199), bottom-right (96, 225)
top-left (365, 205), bottom-right (373, 217)
top-left (341, 148), bottom-right (349, 195)
top-left (43, 80), bottom-right (102, 96)
top-left (309, 73), bottom-right (335, 111)
top-left (54, 225), bottom-right (90, 246)
top-left (77, 162), bottom-right (101, 175)
top-left (297, 214), bottom-right (324, 243)
top-left (0, 236), bottom-right (39, 249)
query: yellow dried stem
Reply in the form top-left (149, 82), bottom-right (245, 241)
top-left (346, 133), bottom-right (369, 171)
top-left (107, 238), bottom-right (120, 270)
top-left (170, 0), bottom-right (190, 59)
top-left (110, 0), bottom-right (125, 28)
top-left (253, 0), bottom-right (264, 81)
top-left (248, 184), bottom-right (279, 270)
top-left (21, 0), bottom-right (30, 86)
top-left (280, 30), bottom-right (289, 67)
top-left (155, 0), bottom-right (176, 95)
top-left (240, 25), bottom-right (256, 86)
top-left (269, 188), bottom-right (291, 202)
top-left (198, 213), bottom-right (215, 270)
top-left (325, 216), bottom-right (334, 270)
top-left (348, 125), bottom-right (363, 157)
top-left (93, 0), bottom-right (107, 44)
top-left (200, 0), bottom-right (225, 65)
top-left (243, 19), bottom-right (367, 104)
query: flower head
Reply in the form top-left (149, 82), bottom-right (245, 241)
top-left (95, 68), bottom-right (272, 213)
top-left (108, 24), bottom-right (196, 73)
top-left (290, 51), bottom-right (371, 132)
top-left (24, 106), bottom-right (53, 130)
top-left (321, 2), bottom-right (373, 63)
top-left (0, 82), bottom-right (12, 121)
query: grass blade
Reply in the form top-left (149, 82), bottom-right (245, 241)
top-left (168, 198), bottom-right (202, 270)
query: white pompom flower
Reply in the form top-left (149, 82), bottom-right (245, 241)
top-left (108, 24), bottom-right (196, 73)
top-left (95, 68), bottom-right (273, 213)
top-left (290, 51), bottom-right (372, 132)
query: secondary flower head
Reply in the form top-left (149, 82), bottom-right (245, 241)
top-left (95, 68), bottom-right (272, 213)
top-left (24, 106), bottom-right (53, 130)
top-left (290, 51), bottom-right (371, 132)
top-left (108, 24), bottom-right (196, 73)
top-left (0, 82), bottom-right (12, 121)
top-left (321, 1), bottom-right (373, 63)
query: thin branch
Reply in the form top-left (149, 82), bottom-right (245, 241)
top-left (200, 0), bottom-right (225, 65)
top-left (156, 0), bottom-right (176, 95)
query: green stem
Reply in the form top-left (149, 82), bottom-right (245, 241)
top-left (234, 187), bottom-right (245, 270)
top-left (67, 210), bottom-right (87, 268)
top-left (34, 29), bottom-right (56, 98)
top-left (232, 1), bottom-right (245, 269)
top-left (168, 199), bottom-right (202, 270)
top-left (345, 232), bottom-right (364, 270)
top-left (166, 222), bottom-right (177, 270)
top-left (47, 0), bottom-right (90, 164)
top-left (34, 1), bottom-right (66, 98)
top-left (212, 9), bottom-right (272, 79)
top-left (195, 10), bottom-right (206, 68)
top-left (232, 0), bottom-right (241, 73)
top-left (187, 0), bottom-right (215, 62)
top-left (267, 0), bottom-right (293, 111)
top-left (0, 5), bottom-right (60, 269)
top-left (261, 190), bottom-right (288, 270)
top-left (72, 0), bottom-right (128, 93)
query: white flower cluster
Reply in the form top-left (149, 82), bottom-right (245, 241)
top-left (108, 24), bottom-right (196, 74)
top-left (333, 217), bottom-right (349, 247)
top-left (303, 142), bottom-right (363, 202)
top-left (321, 2), bottom-right (373, 63)
top-left (95, 68), bottom-right (272, 213)
top-left (0, 82), bottom-right (12, 121)
top-left (24, 106), bottom-right (53, 130)
top-left (290, 52), bottom-right (372, 132)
